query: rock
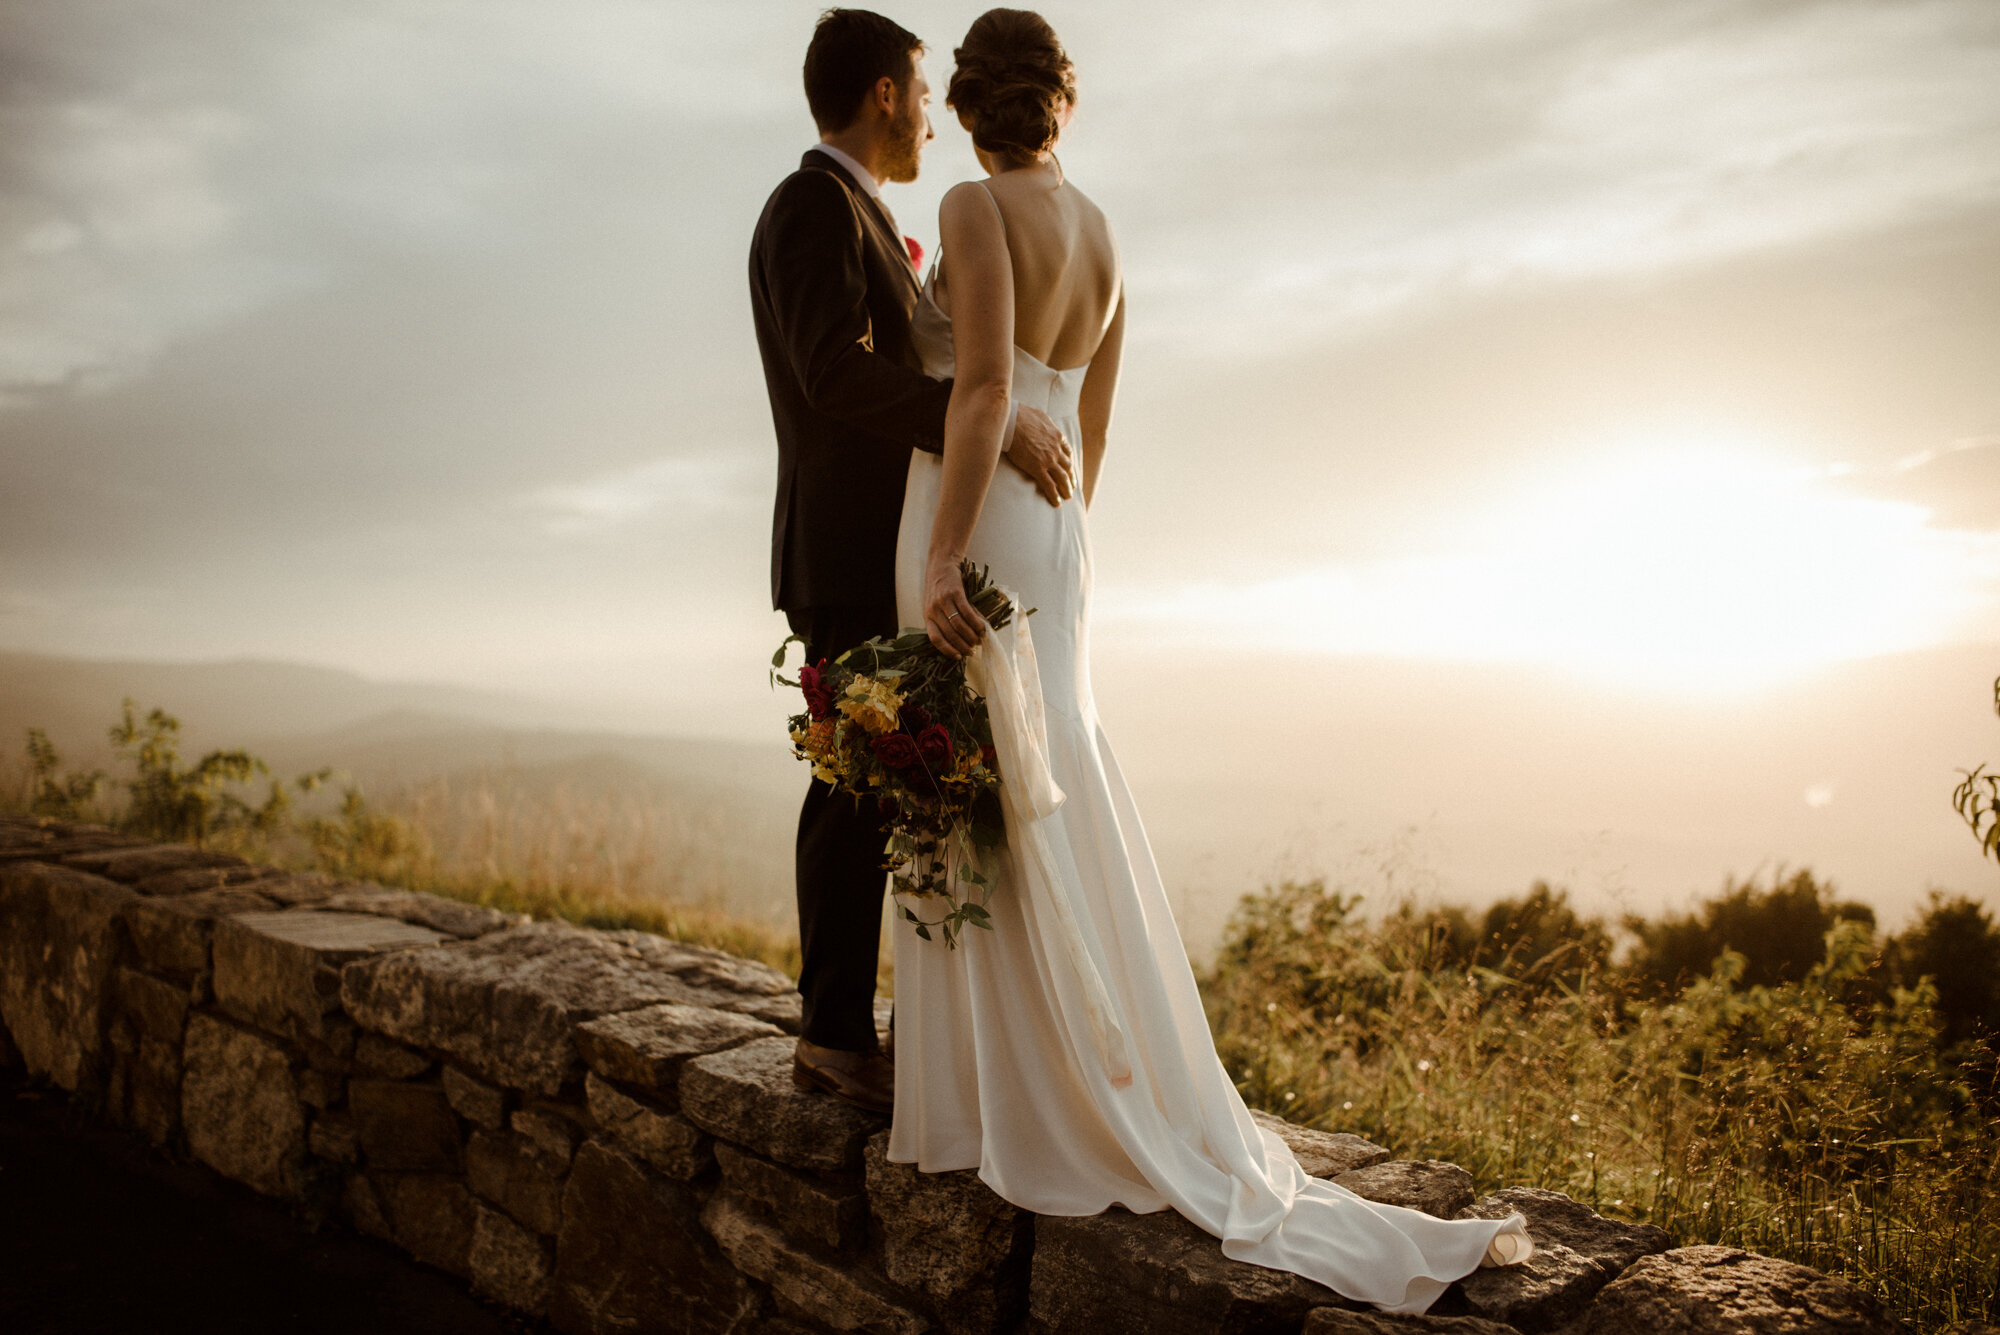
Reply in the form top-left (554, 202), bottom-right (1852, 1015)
top-left (345, 1170), bottom-right (393, 1241)
top-left (1249, 1110), bottom-right (1393, 1178)
top-left (310, 1110), bottom-right (361, 1165)
top-left (213, 909), bottom-right (445, 1046)
top-left (471, 1199), bottom-right (555, 1314)
top-left (595, 929), bottom-right (794, 999)
top-left (181, 1012), bottom-right (307, 1198)
top-left (131, 863), bottom-right (288, 897)
top-left (372, 1171), bottom-right (478, 1279)
top-left (1580, 1245), bottom-right (1909, 1334)
top-left (355, 1032), bottom-right (435, 1078)
top-left (0, 823), bottom-right (147, 864)
top-left (1331, 1160), bottom-right (1476, 1219)
top-left (444, 1064), bottom-right (510, 1130)
top-left (550, 1141), bottom-right (755, 1335)
top-left (255, 873), bottom-right (341, 907)
top-left (701, 1191), bottom-right (929, 1335)
top-left (62, 844), bottom-right (245, 883)
top-left (513, 1104), bottom-right (584, 1164)
top-left (575, 1002), bottom-right (783, 1099)
top-left (1029, 1206), bottom-right (1358, 1335)
top-left (1459, 1188), bottom-right (1671, 1273)
top-left (586, 1071), bottom-right (714, 1179)
top-left (717, 1140), bottom-right (865, 1251)
top-left (338, 920), bottom-right (733, 1095)
top-left (680, 1035), bottom-right (886, 1171)
top-left (1304, 1310), bottom-right (1521, 1334)
top-left (123, 885), bottom-right (279, 985)
top-left (865, 1130), bottom-right (1030, 1334)
top-left (297, 1066), bottom-right (345, 1109)
top-left (1437, 1241), bottom-right (1606, 1331)
top-left (0, 861), bottom-right (138, 1094)
top-left (103, 966), bottom-right (189, 1146)
top-left (349, 1077), bottom-right (463, 1173)
top-left (734, 989), bottom-right (805, 1034)
top-left (467, 1128), bottom-right (569, 1235)
top-left (313, 881), bottom-right (524, 939)
top-left (1450, 1188), bottom-right (1672, 1330)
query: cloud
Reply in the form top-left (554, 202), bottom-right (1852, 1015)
top-left (1868, 435), bottom-right (2000, 529)
top-left (1058, 0), bottom-right (2000, 351)
top-left (517, 452), bottom-right (764, 536)
top-left (0, 0), bottom-right (801, 404)
top-left (1099, 441), bottom-right (2000, 689)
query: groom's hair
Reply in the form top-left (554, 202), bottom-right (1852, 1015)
top-left (804, 9), bottom-right (923, 132)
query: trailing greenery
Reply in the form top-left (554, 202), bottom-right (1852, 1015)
top-left (1955, 674), bottom-right (2000, 865)
top-left (1202, 877), bottom-right (1999, 1332)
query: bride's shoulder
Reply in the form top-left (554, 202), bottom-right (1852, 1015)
top-left (938, 179), bottom-right (1005, 227)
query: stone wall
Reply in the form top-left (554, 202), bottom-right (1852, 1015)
top-left (0, 814), bottom-right (1918, 1335)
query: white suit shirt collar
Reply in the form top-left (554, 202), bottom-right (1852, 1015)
top-left (810, 142), bottom-right (883, 201)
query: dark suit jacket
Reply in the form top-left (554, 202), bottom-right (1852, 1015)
top-left (749, 149), bottom-right (953, 613)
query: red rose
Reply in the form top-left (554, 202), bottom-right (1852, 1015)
top-left (799, 660), bottom-right (835, 720)
top-left (900, 703), bottom-right (931, 732)
top-left (915, 724), bottom-right (954, 769)
top-left (872, 731), bottom-right (920, 769)
top-left (905, 235), bottom-right (924, 273)
top-left (980, 744), bottom-right (997, 768)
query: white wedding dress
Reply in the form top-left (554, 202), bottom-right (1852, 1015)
top-left (887, 197), bottom-right (1532, 1314)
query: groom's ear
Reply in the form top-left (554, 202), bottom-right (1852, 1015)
top-left (866, 73), bottom-right (900, 120)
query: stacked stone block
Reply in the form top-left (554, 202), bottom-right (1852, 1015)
top-left (0, 815), bottom-right (1913, 1334)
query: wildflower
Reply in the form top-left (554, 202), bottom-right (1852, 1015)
top-left (1416, 1059), bottom-right (1431, 1072)
top-left (1266, 1002), bottom-right (1277, 1013)
top-left (1342, 1101), bottom-right (1353, 1110)
top-left (1570, 1113), bottom-right (1582, 1124)
top-left (839, 678), bottom-right (902, 734)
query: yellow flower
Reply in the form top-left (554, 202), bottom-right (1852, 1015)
top-left (838, 677), bottom-right (902, 735)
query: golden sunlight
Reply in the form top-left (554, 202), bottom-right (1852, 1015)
top-left (1115, 437), bottom-right (2000, 692)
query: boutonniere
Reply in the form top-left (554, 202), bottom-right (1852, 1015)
top-left (905, 235), bottom-right (924, 274)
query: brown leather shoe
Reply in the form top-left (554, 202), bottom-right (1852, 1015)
top-left (792, 1037), bottom-right (894, 1116)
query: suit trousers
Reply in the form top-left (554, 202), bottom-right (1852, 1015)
top-left (788, 600), bottom-right (900, 1052)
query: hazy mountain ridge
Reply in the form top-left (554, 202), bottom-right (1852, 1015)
top-left (3, 644), bottom-right (1995, 957)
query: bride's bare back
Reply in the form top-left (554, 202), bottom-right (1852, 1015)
top-left (933, 163), bottom-right (1120, 372)
top-left (920, 156), bottom-right (1127, 660)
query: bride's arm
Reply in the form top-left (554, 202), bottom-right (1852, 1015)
top-left (923, 183), bottom-right (1015, 661)
top-left (1076, 288), bottom-right (1124, 509)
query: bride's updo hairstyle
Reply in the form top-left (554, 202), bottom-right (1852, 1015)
top-left (946, 9), bottom-right (1076, 166)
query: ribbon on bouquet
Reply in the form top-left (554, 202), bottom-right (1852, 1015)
top-left (966, 592), bottom-right (1135, 1088)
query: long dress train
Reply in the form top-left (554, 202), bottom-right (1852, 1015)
top-left (887, 256), bottom-right (1531, 1315)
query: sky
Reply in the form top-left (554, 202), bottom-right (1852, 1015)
top-left (3, 0), bottom-right (1999, 922)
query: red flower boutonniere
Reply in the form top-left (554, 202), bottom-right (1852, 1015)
top-left (905, 235), bottom-right (924, 274)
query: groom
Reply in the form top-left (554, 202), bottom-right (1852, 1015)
top-left (748, 9), bottom-right (1074, 1115)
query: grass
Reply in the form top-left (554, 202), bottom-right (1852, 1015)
top-left (1201, 879), bottom-right (1999, 1331)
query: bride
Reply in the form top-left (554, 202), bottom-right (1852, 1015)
top-left (887, 8), bottom-right (1534, 1315)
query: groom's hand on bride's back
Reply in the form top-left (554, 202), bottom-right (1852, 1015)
top-left (1006, 406), bottom-right (1075, 506)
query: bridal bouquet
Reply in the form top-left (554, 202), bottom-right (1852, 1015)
top-left (772, 561), bottom-right (1026, 948)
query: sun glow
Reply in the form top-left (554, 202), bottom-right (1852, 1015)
top-left (1110, 439), bottom-right (2000, 692)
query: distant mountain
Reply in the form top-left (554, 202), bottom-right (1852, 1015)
top-left (4, 644), bottom-right (1996, 962)
top-left (0, 652), bottom-right (592, 761)
top-left (0, 651), bottom-right (804, 927)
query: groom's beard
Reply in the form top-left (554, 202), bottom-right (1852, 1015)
top-left (880, 103), bottom-right (924, 183)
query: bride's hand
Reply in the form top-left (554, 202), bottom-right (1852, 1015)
top-left (923, 554), bottom-right (988, 660)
